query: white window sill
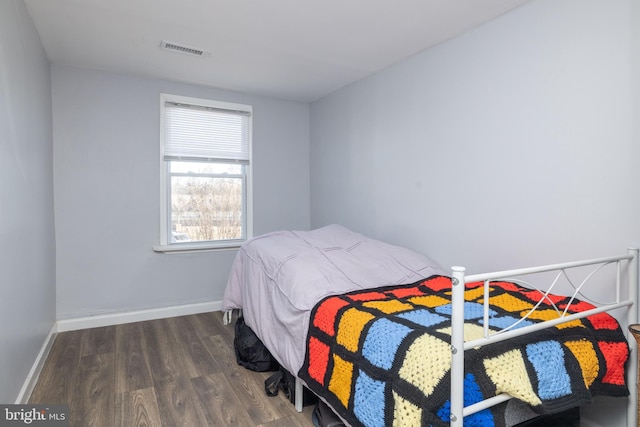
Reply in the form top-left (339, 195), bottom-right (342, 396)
top-left (153, 242), bottom-right (242, 254)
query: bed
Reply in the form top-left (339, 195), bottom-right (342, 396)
top-left (222, 224), bottom-right (638, 427)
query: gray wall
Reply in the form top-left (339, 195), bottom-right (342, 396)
top-left (311, 0), bottom-right (638, 272)
top-left (52, 66), bottom-right (310, 318)
top-left (310, 1), bottom-right (638, 424)
top-left (0, 0), bottom-right (56, 403)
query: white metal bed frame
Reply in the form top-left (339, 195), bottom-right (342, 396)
top-left (293, 248), bottom-right (639, 427)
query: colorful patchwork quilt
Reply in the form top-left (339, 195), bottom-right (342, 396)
top-left (298, 276), bottom-right (629, 427)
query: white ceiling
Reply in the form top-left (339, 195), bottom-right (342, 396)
top-left (24, 0), bottom-right (532, 102)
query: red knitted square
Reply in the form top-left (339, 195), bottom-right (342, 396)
top-left (491, 281), bottom-right (521, 292)
top-left (585, 312), bottom-right (620, 330)
top-left (562, 300), bottom-right (596, 312)
top-left (308, 336), bottom-right (331, 386)
top-left (423, 276), bottom-right (451, 291)
top-left (314, 297), bottom-right (350, 337)
top-left (466, 281), bottom-right (484, 289)
top-left (348, 291), bottom-right (388, 302)
top-left (598, 341), bottom-right (629, 386)
top-left (522, 291), bottom-right (566, 305)
top-left (385, 286), bottom-right (425, 299)
top-left (560, 301), bottom-right (618, 330)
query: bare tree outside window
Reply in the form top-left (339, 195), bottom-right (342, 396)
top-left (169, 161), bottom-right (244, 243)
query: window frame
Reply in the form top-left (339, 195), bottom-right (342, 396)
top-left (155, 93), bottom-right (253, 253)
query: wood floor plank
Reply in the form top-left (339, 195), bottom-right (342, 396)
top-left (225, 367), bottom-right (289, 425)
top-left (141, 318), bottom-right (187, 385)
top-left (257, 406), bottom-right (316, 427)
top-left (188, 311), bottom-right (225, 338)
top-left (166, 315), bottom-right (222, 378)
top-left (201, 335), bottom-right (291, 425)
top-left (285, 405), bottom-right (317, 427)
top-left (204, 310), bottom-right (243, 358)
top-left (115, 387), bottom-right (162, 427)
top-left (80, 325), bottom-right (115, 357)
top-left (115, 322), bottom-right (153, 394)
top-left (208, 309), bottom-right (238, 342)
top-left (202, 333), bottom-right (297, 424)
top-left (202, 333), bottom-right (239, 374)
top-left (29, 330), bottom-right (83, 404)
top-left (253, 370), bottom-right (317, 424)
top-left (70, 352), bottom-right (115, 427)
top-left (153, 375), bottom-right (209, 427)
top-left (191, 372), bottom-right (255, 426)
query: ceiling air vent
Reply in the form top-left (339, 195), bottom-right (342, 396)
top-left (160, 40), bottom-right (208, 57)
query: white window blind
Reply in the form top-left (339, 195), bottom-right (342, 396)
top-left (163, 102), bottom-right (251, 163)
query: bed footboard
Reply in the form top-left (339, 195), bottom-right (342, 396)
top-left (449, 249), bottom-right (639, 427)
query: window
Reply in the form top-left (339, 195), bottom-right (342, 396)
top-left (157, 94), bottom-right (252, 252)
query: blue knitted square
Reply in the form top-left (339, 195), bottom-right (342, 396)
top-left (484, 315), bottom-right (534, 330)
top-left (526, 341), bottom-right (572, 399)
top-left (354, 370), bottom-right (386, 427)
top-left (397, 309), bottom-right (448, 329)
top-left (363, 318), bottom-right (412, 369)
top-left (437, 373), bottom-right (494, 427)
top-left (435, 302), bottom-right (496, 320)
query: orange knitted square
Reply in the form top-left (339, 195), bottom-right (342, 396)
top-left (336, 308), bottom-right (375, 352)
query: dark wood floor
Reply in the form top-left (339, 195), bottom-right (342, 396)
top-left (29, 312), bottom-right (315, 427)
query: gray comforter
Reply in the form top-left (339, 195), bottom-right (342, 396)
top-left (222, 224), bottom-right (445, 375)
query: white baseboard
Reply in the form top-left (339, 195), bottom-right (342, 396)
top-left (56, 300), bottom-right (223, 332)
top-left (16, 324), bottom-right (57, 404)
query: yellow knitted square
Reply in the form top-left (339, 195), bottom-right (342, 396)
top-left (408, 295), bottom-right (449, 308)
top-left (524, 309), bottom-right (584, 330)
top-left (464, 286), bottom-right (490, 301)
top-left (524, 309), bottom-right (560, 321)
top-left (438, 323), bottom-right (488, 342)
top-left (481, 293), bottom-right (534, 313)
top-left (393, 390), bottom-right (422, 427)
top-left (328, 354), bottom-right (354, 409)
top-left (399, 334), bottom-right (450, 397)
top-left (565, 339), bottom-right (599, 388)
top-left (336, 308), bottom-right (375, 352)
top-left (363, 299), bottom-right (413, 314)
top-left (483, 349), bottom-right (541, 406)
